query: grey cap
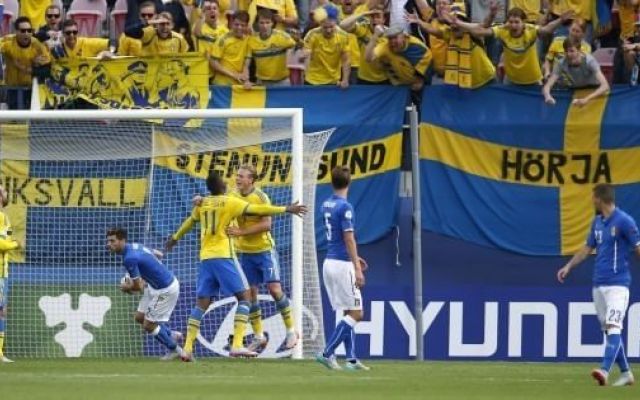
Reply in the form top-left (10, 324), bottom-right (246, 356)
top-left (384, 25), bottom-right (405, 38)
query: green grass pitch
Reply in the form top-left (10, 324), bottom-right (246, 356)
top-left (0, 359), bottom-right (637, 400)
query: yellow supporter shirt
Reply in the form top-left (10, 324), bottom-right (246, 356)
top-left (52, 37), bottom-right (109, 61)
top-left (372, 35), bottom-right (432, 85)
top-left (210, 32), bottom-right (250, 85)
top-left (430, 19), bottom-right (448, 76)
top-left (0, 36), bottom-right (51, 86)
top-left (442, 28), bottom-right (495, 89)
top-left (230, 189), bottom-right (275, 253)
top-left (491, 24), bottom-right (541, 84)
top-left (545, 36), bottom-right (591, 64)
top-left (248, 29), bottom-right (296, 81)
top-left (118, 33), bottom-right (142, 56)
top-left (140, 26), bottom-right (190, 56)
top-left (550, 0), bottom-right (592, 20)
top-left (172, 195), bottom-right (285, 260)
top-left (510, 0), bottom-right (542, 23)
top-left (194, 22), bottom-right (229, 80)
top-left (0, 211), bottom-right (18, 278)
top-left (303, 27), bottom-right (350, 85)
top-left (353, 19), bottom-right (387, 82)
top-left (348, 32), bottom-right (361, 68)
top-left (249, 0), bottom-right (298, 30)
top-left (618, 2), bottom-right (638, 40)
top-left (20, 0), bottom-right (51, 31)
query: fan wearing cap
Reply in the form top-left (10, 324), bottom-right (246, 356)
top-left (450, 7), bottom-right (573, 85)
top-left (340, 5), bottom-right (389, 84)
top-left (125, 11), bottom-right (189, 55)
top-left (302, 5), bottom-right (351, 88)
top-left (364, 24), bottom-right (431, 90)
top-left (406, 6), bottom-right (495, 89)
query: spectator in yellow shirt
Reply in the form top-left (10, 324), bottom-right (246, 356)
top-left (193, 0), bottom-right (229, 82)
top-left (619, 0), bottom-right (639, 41)
top-left (365, 25), bottom-right (432, 90)
top-left (248, 0), bottom-right (299, 31)
top-left (510, 0), bottom-right (548, 24)
top-left (125, 11), bottom-right (189, 55)
top-left (51, 19), bottom-right (114, 61)
top-left (302, 6), bottom-right (351, 88)
top-left (246, 8), bottom-right (296, 85)
top-left (549, 0), bottom-right (593, 41)
top-left (210, 10), bottom-right (251, 86)
top-left (543, 18), bottom-right (591, 80)
top-left (119, 1), bottom-right (158, 56)
top-left (20, 0), bottom-right (52, 31)
top-left (338, 0), bottom-right (362, 84)
top-left (452, 7), bottom-right (573, 85)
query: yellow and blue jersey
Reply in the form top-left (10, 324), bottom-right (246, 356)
top-left (230, 188), bottom-right (275, 253)
top-left (372, 35), bottom-right (432, 85)
top-left (0, 211), bottom-right (18, 279)
top-left (587, 208), bottom-right (640, 287)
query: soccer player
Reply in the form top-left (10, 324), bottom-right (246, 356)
top-left (0, 185), bottom-right (20, 363)
top-left (165, 172), bottom-right (307, 360)
top-left (227, 164), bottom-right (298, 353)
top-left (557, 184), bottom-right (640, 386)
top-left (106, 227), bottom-right (184, 360)
top-left (316, 166), bottom-right (369, 371)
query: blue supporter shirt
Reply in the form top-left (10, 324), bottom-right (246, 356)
top-left (122, 243), bottom-right (175, 290)
top-left (322, 194), bottom-right (355, 262)
top-left (586, 208), bottom-right (640, 287)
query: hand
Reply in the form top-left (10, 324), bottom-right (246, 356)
top-left (623, 43), bottom-right (636, 52)
top-left (285, 201), bottom-right (308, 217)
top-left (557, 264), bottom-right (571, 283)
top-left (274, 13), bottom-right (284, 23)
top-left (559, 10), bottom-right (575, 22)
top-left (358, 257), bottom-right (368, 271)
top-left (243, 80), bottom-right (253, 90)
top-left (120, 278), bottom-right (133, 293)
top-left (165, 236), bottom-right (178, 252)
top-left (192, 194), bottom-right (203, 207)
top-left (226, 226), bottom-right (243, 237)
top-left (338, 79), bottom-right (349, 89)
top-left (374, 24), bottom-right (385, 37)
top-left (544, 94), bottom-right (556, 105)
top-left (404, 11), bottom-right (420, 25)
top-left (572, 98), bottom-right (588, 107)
top-left (152, 249), bottom-right (164, 259)
top-left (97, 51), bottom-right (115, 60)
top-left (354, 267), bottom-right (365, 288)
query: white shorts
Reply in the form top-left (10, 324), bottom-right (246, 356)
top-left (592, 286), bottom-right (630, 331)
top-left (137, 278), bottom-right (180, 323)
top-left (322, 259), bottom-right (362, 311)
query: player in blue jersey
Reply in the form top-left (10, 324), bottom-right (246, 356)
top-left (106, 227), bottom-right (185, 360)
top-left (557, 184), bottom-right (640, 386)
top-left (316, 166), bottom-right (369, 371)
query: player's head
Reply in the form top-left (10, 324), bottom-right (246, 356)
top-left (331, 166), bottom-right (351, 190)
top-left (206, 172), bottom-right (227, 195)
top-left (593, 183), bottom-right (615, 213)
top-left (106, 227), bottom-right (128, 254)
top-left (236, 164), bottom-right (256, 193)
top-left (0, 185), bottom-right (8, 207)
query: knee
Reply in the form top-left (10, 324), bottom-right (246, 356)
top-left (268, 284), bottom-right (283, 299)
top-left (236, 290), bottom-right (251, 302)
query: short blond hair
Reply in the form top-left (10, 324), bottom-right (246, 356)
top-left (239, 164), bottom-right (257, 182)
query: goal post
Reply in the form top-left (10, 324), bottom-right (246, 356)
top-left (0, 109), bottom-right (330, 360)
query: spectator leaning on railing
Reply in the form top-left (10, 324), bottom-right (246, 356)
top-left (210, 10), bottom-right (251, 86)
top-left (193, 0), bottom-right (229, 83)
top-left (302, 6), bottom-right (351, 88)
top-left (1, 16), bottom-right (50, 86)
top-left (35, 4), bottom-right (63, 49)
top-left (51, 19), bottom-right (114, 61)
top-left (364, 25), bottom-right (432, 91)
top-left (542, 37), bottom-right (609, 107)
top-left (125, 11), bottom-right (189, 55)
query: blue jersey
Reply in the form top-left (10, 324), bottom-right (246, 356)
top-left (586, 208), bottom-right (640, 287)
top-left (122, 243), bottom-right (175, 290)
top-left (322, 194), bottom-right (355, 262)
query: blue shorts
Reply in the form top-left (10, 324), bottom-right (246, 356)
top-left (0, 278), bottom-right (8, 309)
top-left (238, 250), bottom-right (281, 286)
top-left (197, 258), bottom-right (249, 298)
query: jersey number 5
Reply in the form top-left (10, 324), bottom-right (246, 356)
top-left (324, 212), bottom-right (332, 241)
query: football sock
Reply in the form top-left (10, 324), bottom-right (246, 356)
top-left (151, 324), bottom-right (177, 351)
top-left (323, 315), bottom-right (356, 358)
top-left (184, 307), bottom-right (205, 353)
top-left (0, 317), bottom-right (5, 357)
top-left (601, 331), bottom-right (622, 372)
top-left (615, 342), bottom-right (630, 373)
top-left (249, 302), bottom-right (263, 338)
top-left (274, 294), bottom-right (294, 331)
top-left (232, 301), bottom-right (250, 350)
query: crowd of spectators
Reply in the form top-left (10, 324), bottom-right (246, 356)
top-left (0, 0), bottom-right (637, 108)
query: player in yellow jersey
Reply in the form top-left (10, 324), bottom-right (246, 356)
top-left (166, 172), bottom-right (306, 360)
top-left (226, 165), bottom-right (298, 353)
top-left (0, 186), bottom-right (21, 363)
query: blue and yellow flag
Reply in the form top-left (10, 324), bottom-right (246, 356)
top-left (420, 86), bottom-right (640, 256)
top-left (40, 54), bottom-right (209, 109)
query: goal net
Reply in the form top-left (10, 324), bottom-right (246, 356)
top-left (0, 109), bottom-right (331, 359)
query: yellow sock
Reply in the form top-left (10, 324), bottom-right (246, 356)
top-left (275, 295), bottom-right (294, 331)
top-left (249, 303), bottom-right (263, 338)
top-left (0, 333), bottom-right (4, 357)
top-left (184, 318), bottom-right (200, 353)
top-left (232, 313), bottom-right (249, 349)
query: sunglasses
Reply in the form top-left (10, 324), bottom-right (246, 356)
top-left (64, 30), bottom-right (78, 35)
top-left (18, 28), bottom-right (33, 33)
top-left (141, 13), bottom-right (155, 18)
top-left (46, 13), bottom-right (61, 18)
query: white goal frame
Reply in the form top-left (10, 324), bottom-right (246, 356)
top-left (0, 108), bottom-right (306, 359)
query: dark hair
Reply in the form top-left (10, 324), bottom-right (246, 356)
top-left (233, 10), bottom-right (250, 23)
top-left (239, 164), bottom-right (257, 182)
top-left (593, 184), bottom-right (615, 204)
top-left (106, 227), bottom-right (128, 240)
top-left (331, 166), bottom-right (351, 190)
top-left (257, 8), bottom-right (276, 23)
top-left (206, 172), bottom-right (226, 195)
top-left (46, 4), bottom-right (61, 13)
top-left (14, 16), bottom-right (32, 30)
top-left (506, 7), bottom-right (526, 21)
top-left (62, 19), bottom-right (78, 30)
top-left (562, 36), bottom-right (581, 52)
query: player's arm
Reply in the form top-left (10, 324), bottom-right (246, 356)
top-left (344, 230), bottom-right (365, 288)
top-left (166, 208), bottom-right (199, 251)
top-left (557, 245), bottom-right (593, 283)
top-left (243, 202), bottom-right (307, 217)
top-left (121, 260), bottom-right (145, 293)
top-left (227, 216), bottom-right (271, 237)
top-left (0, 236), bottom-right (18, 251)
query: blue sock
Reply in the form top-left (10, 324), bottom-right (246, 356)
top-left (616, 342), bottom-right (630, 373)
top-left (0, 317), bottom-right (5, 333)
top-left (601, 333), bottom-right (622, 372)
top-left (152, 324), bottom-right (177, 351)
top-left (190, 307), bottom-right (205, 321)
top-left (323, 321), bottom-right (350, 358)
top-left (345, 327), bottom-right (357, 361)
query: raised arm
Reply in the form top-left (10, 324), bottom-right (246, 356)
top-left (538, 10), bottom-right (574, 36)
top-left (449, 17), bottom-right (494, 37)
top-left (365, 25), bottom-right (384, 62)
top-left (340, 10), bottom-right (374, 32)
top-left (405, 11), bottom-right (444, 38)
top-left (244, 202), bottom-right (307, 217)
